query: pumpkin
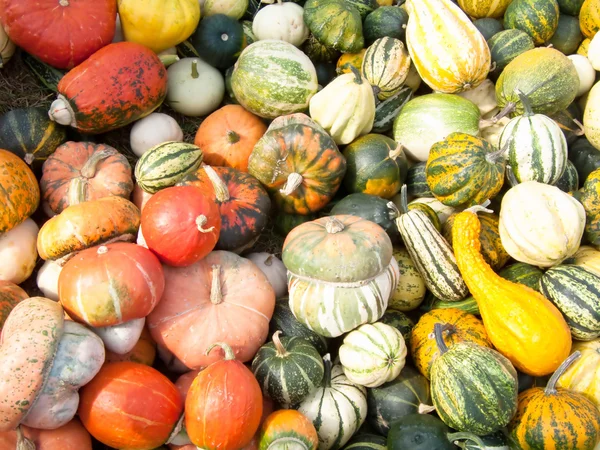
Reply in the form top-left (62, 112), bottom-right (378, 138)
top-left (117, 0), bottom-right (200, 53)
top-left (36, 260), bottom-right (62, 301)
top-left (405, 0), bottom-right (490, 93)
top-left (177, 165), bottom-right (271, 253)
top-left (0, 22), bottom-right (15, 68)
top-left (105, 326), bottom-right (157, 367)
top-left (259, 410), bottom-right (319, 450)
top-left (509, 352), bottom-right (600, 449)
top-left (203, 0), bottom-right (248, 19)
top-left (361, 37), bottom-right (410, 101)
top-left (0, 218), bottom-right (39, 285)
top-left (430, 323), bottom-right (518, 435)
top-left (303, 34), bottom-right (340, 64)
top-left (457, 0), bottom-right (512, 18)
top-left (585, 81), bottom-right (600, 151)
top-left (453, 207), bottom-right (572, 376)
top-left (0, 148), bottom-right (40, 234)
top-left (388, 247), bottom-right (426, 312)
top-left (580, 0), bottom-right (600, 38)
top-left (579, 167), bottom-right (600, 245)
top-left (0, 418), bottom-right (92, 450)
top-left (252, 0), bottom-right (309, 46)
top-left (48, 42), bottom-right (167, 133)
top-left (303, 0), bottom-right (364, 53)
top-left (90, 317), bottom-right (145, 357)
top-left (246, 253), bottom-right (287, 298)
top-left (503, 0), bottom-right (559, 45)
top-left (79, 362), bottom-right (184, 450)
top-left (248, 113), bottom-right (345, 215)
top-left (549, 14), bottom-right (583, 55)
top-left (190, 14), bottom-right (245, 69)
top-left (568, 138), bottom-right (600, 185)
top-left (132, 184), bottom-right (154, 212)
top-left (37, 196), bottom-right (141, 262)
top-left (336, 50), bottom-right (367, 74)
top-left (557, 340), bottom-right (600, 410)
top-left (194, 105), bottom-right (267, 173)
top-left (0, 0), bottom-right (116, 69)
top-left (40, 141), bottom-right (133, 215)
top-left (58, 242), bottom-right (164, 327)
top-left (363, 6), bottom-right (408, 45)
top-left (410, 308), bottom-right (491, 380)
top-left (488, 29), bottom-right (535, 76)
top-left (499, 181), bottom-right (585, 267)
top-left (186, 343), bottom-right (263, 450)
top-left (130, 113), bottom-right (184, 158)
top-left (0, 280), bottom-right (28, 333)
top-left (147, 251), bottom-right (275, 370)
top-left (568, 245), bottom-right (600, 277)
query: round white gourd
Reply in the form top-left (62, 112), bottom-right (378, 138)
top-left (166, 58), bottom-right (225, 117)
top-left (36, 260), bottom-right (63, 301)
top-left (588, 32), bottom-right (600, 71)
top-left (499, 181), bottom-right (585, 267)
top-left (130, 113), bottom-right (184, 157)
top-left (203, 0), bottom-right (248, 19)
top-left (0, 218), bottom-right (39, 284)
top-left (91, 317), bottom-right (146, 355)
top-left (458, 79), bottom-right (498, 116)
top-left (246, 252), bottom-right (288, 298)
top-left (568, 54), bottom-right (596, 97)
top-left (585, 81), bottom-right (600, 150)
top-left (252, 0), bottom-right (309, 47)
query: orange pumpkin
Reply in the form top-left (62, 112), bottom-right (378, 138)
top-left (78, 362), bottom-right (184, 450)
top-left (259, 410), bottom-right (319, 450)
top-left (185, 343), bottom-right (263, 450)
top-left (147, 250), bottom-right (276, 369)
top-left (0, 280), bottom-right (28, 333)
top-left (40, 141), bottom-right (133, 215)
top-left (0, 149), bottom-right (40, 234)
top-left (0, 418), bottom-right (92, 450)
top-left (105, 326), bottom-right (157, 366)
top-left (194, 105), bottom-right (267, 172)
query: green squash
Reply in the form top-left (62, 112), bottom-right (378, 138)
top-left (343, 0), bottom-right (377, 19)
top-left (473, 18), bottom-right (504, 40)
top-left (367, 365), bottom-right (433, 436)
top-left (550, 102), bottom-right (585, 145)
top-left (548, 14), bottom-right (583, 55)
top-left (569, 137), bottom-right (600, 183)
top-left (379, 309), bottom-right (414, 342)
top-left (21, 52), bottom-right (66, 93)
top-left (274, 212), bottom-right (316, 237)
top-left (488, 29), bottom-right (535, 75)
top-left (343, 434), bottom-right (387, 450)
top-left (464, 431), bottom-right (511, 450)
top-left (364, 6), bottom-right (408, 45)
top-left (302, 34), bottom-right (341, 63)
top-left (503, 0), bottom-right (559, 45)
top-left (407, 202), bottom-right (441, 232)
top-left (191, 14), bottom-right (245, 69)
top-left (315, 62), bottom-right (337, 87)
top-left (557, 0), bottom-right (584, 15)
top-left (372, 86), bottom-right (412, 133)
top-left (406, 162), bottom-right (433, 199)
top-left (430, 324), bottom-right (519, 435)
top-left (252, 331), bottom-right (325, 407)
top-left (343, 134), bottom-right (408, 199)
top-left (554, 160), bottom-right (579, 192)
top-left (303, 0), bottom-right (364, 53)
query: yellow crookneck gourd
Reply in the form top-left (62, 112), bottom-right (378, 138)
top-left (452, 206), bottom-right (572, 376)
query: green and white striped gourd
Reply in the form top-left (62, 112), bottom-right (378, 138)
top-left (372, 86), bottom-right (412, 133)
top-left (338, 322), bottom-right (407, 388)
top-left (342, 434), bottom-right (386, 450)
top-left (252, 331), bottom-right (325, 407)
top-left (394, 186), bottom-right (469, 302)
top-left (540, 265), bottom-right (600, 340)
top-left (134, 141), bottom-right (203, 194)
top-left (498, 91), bottom-right (568, 185)
top-left (297, 355), bottom-right (367, 450)
top-left (361, 37), bottom-right (411, 101)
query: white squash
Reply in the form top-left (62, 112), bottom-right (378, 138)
top-left (0, 218), bottom-right (39, 284)
top-left (584, 81), bottom-right (600, 150)
top-left (569, 246), bottom-right (600, 277)
top-left (569, 55), bottom-right (596, 98)
top-left (91, 317), bottom-right (146, 355)
top-left (36, 260), bottom-right (63, 301)
top-left (457, 79), bottom-right (497, 116)
top-left (252, 0), bottom-right (309, 47)
top-left (166, 58), bottom-right (225, 117)
top-left (203, 0), bottom-right (248, 19)
top-left (130, 113), bottom-right (184, 157)
top-left (246, 252), bottom-right (288, 298)
top-left (588, 32), bottom-right (600, 71)
top-left (309, 68), bottom-right (375, 145)
top-left (0, 21), bottom-right (16, 68)
top-left (499, 181), bottom-right (586, 267)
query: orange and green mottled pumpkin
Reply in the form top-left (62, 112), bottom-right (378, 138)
top-left (581, 0), bottom-right (600, 38)
top-left (248, 113), bottom-right (346, 215)
top-left (258, 410), bottom-right (318, 450)
top-left (0, 281), bottom-right (28, 333)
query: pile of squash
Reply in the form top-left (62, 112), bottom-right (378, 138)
top-left (3, 0), bottom-right (600, 448)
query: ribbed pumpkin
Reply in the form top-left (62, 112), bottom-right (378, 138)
top-left (258, 410), bottom-right (319, 450)
top-left (364, 6), bottom-right (408, 45)
top-left (410, 308), bottom-right (491, 379)
top-left (509, 352), bottom-right (600, 450)
top-left (425, 133), bottom-right (507, 207)
top-left (457, 0), bottom-right (512, 18)
top-left (488, 29), bottom-right (535, 76)
top-left (0, 281), bottom-right (28, 333)
top-left (0, 149), bottom-right (39, 234)
top-left (557, 340), bottom-right (600, 409)
top-left (303, 0), bottom-right (364, 53)
top-left (580, 0), bottom-right (600, 38)
top-left (405, 0), bottom-right (491, 93)
top-left (568, 245), bottom-right (600, 277)
top-left (361, 37), bottom-right (410, 101)
top-left (248, 113), bottom-right (346, 215)
top-left (503, 0), bottom-right (559, 45)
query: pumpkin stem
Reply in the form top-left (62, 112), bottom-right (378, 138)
top-left (210, 264), bottom-right (223, 305)
top-left (325, 217), bottom-right (345, 234)
top-left (388, 143), bottom-right (404, 160)
top-left (203, 164), bottom-right (230, 202)
top-left (264, 254), bottom-right (274, 266)
top-left (97, 245), bottom-right (108, 255)
top-left (545, 351), bottom-right (581, 395)
top-left (491, 101), bottom-right (515, 123)
top-left (159, 54), bottom-right (180, 66)
top-left (486, 135), bottom-right (512, 163)
top-left (387, 201), bottom-right (401, 220)
top-left (80, 147), bottom-right (119, 178)
top-left (398, 184), bottom-right (409, 214)
top-left (515, 89), bottom-right (534, 117)
top-left (572, 118), bottom-right (585, 135)
top-left (206, 342), bottom-right (236, 360)
top-left (506, 165), bottom-right (520, 187)
top-left (418, 403), bottom-right (436, 414)
top-left (447, 432), bottom-right (486, 449)
top-left (489, 61), bottom-right (497, 73)
top-left (348, 65), bottom-right (363, 85)
top-left (59, 0), bottom-right (69, 5)
top-left (191, 60), bottom-right (199, 79)
top-left (48, 95), bottom-right (76, 127)
top-left (280, 172), bottom-right (303, 196)
top-left (196, 215), bottom-right (215, 233)
top-left (272, 330), bottom-right (289, 357)
top-left (433, 323), bottom-right (451, 355)
top-left (478, 118), bottom-right (495, 129)
top-left (16, 426), bottom-right (35, 450)
top-left (24, 153), bottom-right (35, 165)
top-left (322, 354), bottom-right (332, 388)
top-left (227, 130), bottom-right (241, 144)
top-left (465, 204), bottom-right (494, 215)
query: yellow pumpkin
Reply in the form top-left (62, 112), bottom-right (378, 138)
top-left (117, 0), bottom-right (201, 53)
top-left (457, 0), bottom-right (512, 18)
top-left (557, 340), bottom-right (600, 410)
top-left (336, 50), bottom-right (367, 75)
top-left (581, 0), bottom-right (600, 39)
top-left (579, 38), bottom-right (591, 56)
top-left (568, 246), bottom-right (600, 277)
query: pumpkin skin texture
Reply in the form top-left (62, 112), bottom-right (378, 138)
top-left (0, 148), bottom-right (40, 234)
top-left (48, 42), bottom-right (168, 134)
top-left (303, 0), bottom-right (364, 54)
top-left (147, 251), bottom-right (276, 370)
top-left (58, 242), bottom-right (165, 327)
top-left (258, 410), bottom-right (319, 450)
top-left (186, 343), bottom-right (263, 450)
top-left (78, 362), bottom-right (184, 450)
top-left (504, 0), bottom-right (559, 45)
top-left (0, 418), bottom-right (93, 450)
top-left (105, 326), bottom-right (157, 367)
top-left (41, 141), bottom-right (133, 215)
top-left (194, 105), bottom-right (267, 173)
top-left (557, 340), bottom-right (600, 409)
top-left (0, 0), bottom-right (116, 69)
top-left (0, 280), bottom-right (28, 333)
top-left (580, 0), bottom-right (600, 38)
top-left (452, 209), bottom-right (572, 376)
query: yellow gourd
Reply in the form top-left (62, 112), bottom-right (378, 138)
top-left (580, 0), bottom-right (600, 39)
top-left (568, 246), bottom-right (600, 277)
top-left (336, 50), bottom-right (367, 75)
top-left (557, 340), bottom-right (600, 409)
top-left (117, 0), bottom-right (201, 54)
top-left (452, 207), bottom-right (572, 376)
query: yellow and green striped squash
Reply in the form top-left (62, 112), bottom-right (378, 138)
top-left (578, 37), bottom-right (591, 55)
top-left (303, 0), bottom-right (364, 54)
top-left (457, 0), bottom-right (512, 18)
top-left (388, 247), bottom-right (426, 312)
top-left (503, 0), bottom-right (559, 45)
top-left (580, 0), bottom-right (600, 39)
top-left (361, 37), bottom-right (410, 101)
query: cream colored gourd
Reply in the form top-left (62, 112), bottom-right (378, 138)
top-left (203, 0), bottom-right (248, 18)
top-left (0, 22), bottom-right (16, 68)
top-left (130, 113), bottom-right (184, 157)
top-left (405, 0), bottom-right (491, 93)
top-left (499, 181), bottom-right (585, 267)
top-left (457, 79), bottom-right (498, 116)
top-left (309, 67), bottom-right (375, 145)
top-left (584, 81), bottom-right (600, 150)
top-left (91, 318), bottom-right (146, 355)
top-left (0, 218), bottom-right (39, 284)
top-left (36, 260), bottom-right (63, 301)
top-left (568, 55), bottom-right (596, 98)
top-left (389, 247), bottom-right (426, 311)
top-left (569, 246), bottom-right (600, 277)
top-left (557, 340), bottom-right (600, 409)
top-left (252, 0), bottom-right (309, 47)
top-left (588, 32), bottom-right (600, 71)
top-left (361, 37), bottom-right (411, 100)
top-left (246, 252), bottom-right (288, 298)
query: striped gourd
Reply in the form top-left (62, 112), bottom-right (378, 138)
top-left (499, 94), bottom-right (568, 185)
top-left (580, 0), bottom-right (600, 38)
top-left (303, 0), bottom-right (364, 54)
top-left (554, 160), bottom-right (579, 192)
top-left (134, 141), bottom-right (203, 194)
top-left (372, 86), bottom-right (412, 133)
top-left (379, 310), bottom-right (414, 342)
top-left (430, 324), bottom-right (519, 435)
top-left (405, 0), bottom-right (491, 93)
top-left (361, 37), bottom-right (411, 101)
top-left (457, 0), bottom-right (512, 18)
top-left (297, 356), bottom-right (367, 450)
top-left (343, 434), bottom-right (386, 450)
top-left (406, 162), bottom-right (432, 198)
top-left (395, 186), bottom-right (469, 302)
top-left (540, 265), bottom-right (600, 340)
top-left (503, 0), bottom-right (559, 45)
top-left (252, 331), bottom-right (325, 407)
top-left (388, 247), bottom-right (426, 312)
top-left (488, 29), bottom-right (535, 74)
top-left (339, 322), bottom-right (407, 388)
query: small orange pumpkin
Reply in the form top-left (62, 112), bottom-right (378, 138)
top-left (259, 410), bottom-right (319, 450)
top-left (0, 280), bottom-right (28, 333)
top-left (105, 326), bottom-right (157, 366)
top-left (0, 418), bottom-right (93, 450)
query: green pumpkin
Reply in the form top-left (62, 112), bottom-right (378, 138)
top-left (303, 0), bottom-right (364, 53)
top-left (315, 62), bottom-right (337, 87)
top-left (557, 0), bottom-right (584, 15)
top-left (473, 18), bottom-right (504, 40)
top-left (364, 6), bottom-right (408, 45)
top-left (503, 0), bottom-right (559, 45)
top-left (569, 137), bottom-right (600, 184)
top-left (550, 102), bottom-right (585, 145)
top-left (343, 0), bottom-right (377, 19)
top-left (406, 162), bottom-right (432, 199)
top-left (488, 29), bottom-right (535, 75)
top-left (343, 134), bottom-right (408, 200)
top-left (274, 212), bottom-right (316, 237)
top-left (464, 431), bottom-right (512, 450)
top-left (302, 34), bottom-right (341, 63)
top-left (554, 160), bottom-right (579, 192)
top-left (548, 14), bottom-right (583, 55)
top-left (252, 331), bottom-right (325, 407)
top-left (372, 86), bottom-right (412, 133)
top-left (343, 434), bottom-right (387, 450)
top-left (378, 310), bottom-right (414, 342)
top-left (191, 14), bottom-right (245, 69)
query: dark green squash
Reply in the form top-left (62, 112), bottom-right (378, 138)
top-left (303, 0), bottom-right (364, 53)
top-left (21, 52), bottom-right (66, 92)
top-left (557, 0), bottom-right (584, 15)
top-left (406, 162), bottom-right (433, 199)
top-left (569, 137), bottom-right (600, 183)
top-left (474, 18), bottom-right (504, 41)
top-left (363, 6), bottom-right (408, 45)
top-left (343, 0), bottom-right (377, 19)
top-left (372, 86), bottom-right (412, 134)
top-left (550, 102), bottom-right (585, 145)
top-left (464, 431), bottom-right (512, 450)
top-left (274, 212), bottom-right (317, 237)
top-left (302, 34), bottom-right (341, 63)
top-left (343, 434), bottom-right (387, 450)
top-left (379, 310), bottom-right (414, 342)
top-left (503, 0), bottom-right (559, 45)
top-left (548, 14), bottom-right (583, 55)
top-left (315, 62), bottom-right (337, 87)
top-left (488, 29), bottom-right (535, 75)
top-left (190, 14), bottom-right (245, 69)
top-left (554, 160), bottom-right (579, 192)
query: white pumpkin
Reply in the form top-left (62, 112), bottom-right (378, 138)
top-left (252, 0), bottom-right (309, 47)
top-left (166, 58), bottom-right (225, 117)
top-left (0, 21), bottom-right (16, 68)
top-left (339, 323), bottom-right (407, 388)
top-left (91, 317), bottom-right (146, 354)
top-left (36, 260), bottom-right (63, 301)
top-left (458, 79), bottom-right (497, 116)
top-left (568, 54), bottom-right (596, 98)
top-left (499, 181), bottom-right (586, 267)
top-left (246, 252), bottom-right (288, 298)
top-left (309, 68), bottom-right (375, 145)
top-left (130, 113), bottom-right (184, 157)
top-left (403, 62), bottom-right (422, 92)
top-left (0, 218), bottom-right (39, 284)
top-left (584, 81), bottom-right (600, 150)
top-left (588, 32), bottom-right (600, 71)
top-left (203, 0), bottom-right (248, 19)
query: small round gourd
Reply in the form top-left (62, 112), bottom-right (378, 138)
top-left (191, 14), bottom-right (246, 69)
top-left (303, 0), bottom-right (364, 54)
top-left (130, 113), bottom-right (183, 157)
top-left (361, 37), bottom-right (410, 101)
top-left (503, 0), bottom-right (559, 45)
top-left (246, 253), bottom-right (287, 298)
top-left (0, 218), bottom-right (38, 284)
top-left (252, 0), bottom-right (309, 47)
top-left (557, 340), bottom-right (600, 409)
top-left (258, 410), bottom-right (318, 450)
top-left (568, 54), bottom-right (596, 97)
top-left (388, 248), bottom-right (426, 312)
top-left (203, 0), bottom-right (249, 19)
